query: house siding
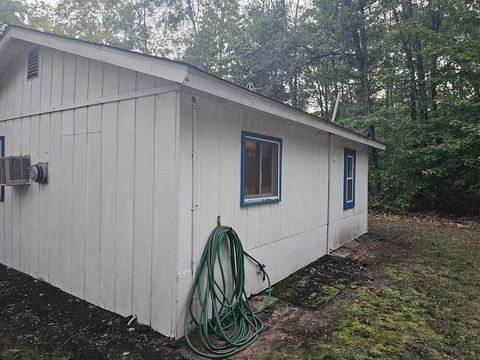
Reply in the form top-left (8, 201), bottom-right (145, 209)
top-left (0, 45), bottom-right (179, 336)
top-left (0, 39), bottom-right (372, 340)
top-left (175, 88), bottom-right (331, 336)
top-left (328, 136), bottom-right (369, 251)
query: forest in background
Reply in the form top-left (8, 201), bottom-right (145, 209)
top-left (1, 0), bottom-right (479, 215)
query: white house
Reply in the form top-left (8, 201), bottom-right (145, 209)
top-left (0, 26), bottom-right (385, 338)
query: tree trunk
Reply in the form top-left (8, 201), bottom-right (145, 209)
top-left (428, 0), bottom-right (442, 117)
top-left (322, 75), bottom-right (329, 118)
top-left (367, 124), bottom-right (378, 197)
top-left (350, 0), bottom-right (371, 116)
top-left (186, 0), bottom-right (198, 35)
top-left (280, 0), bottom-right (298, 108)
top-left (414, 39), bottom-right (428, 120)
top-left (394, 4), bottom-right (418, 121)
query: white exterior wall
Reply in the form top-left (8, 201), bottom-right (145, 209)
top-left (0, 45), bottom-right (180, 336)
top-left (175, 89), bottom-right (332, 336)
top-left (0, 42), bottom-right (371, 340)
top-left (328, 136), bottom-right (369, 251)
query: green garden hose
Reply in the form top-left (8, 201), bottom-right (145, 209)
top-left (184, 225), bottom-right (272, 358)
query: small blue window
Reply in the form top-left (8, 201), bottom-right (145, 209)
top-left (0, 136), bottom-right (4, 202)
top-left (241, 131), bottom-right (282, 206)
top-left (343, 148), bottom-right (356, 210)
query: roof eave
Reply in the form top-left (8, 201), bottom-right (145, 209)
top-left (0, 25), bottom-right (189, 84)
top-left (184, 68), bottom-right (386, 150)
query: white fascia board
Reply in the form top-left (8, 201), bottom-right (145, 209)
top-left (1, 27), bottom-right (189, 84)
top-left (185, 69), bottom-right (386, 150)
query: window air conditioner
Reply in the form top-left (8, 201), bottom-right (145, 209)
top-left (0, 156), bottom-right (31, 186)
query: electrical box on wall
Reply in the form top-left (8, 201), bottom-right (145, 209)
top-left (0, 156), bottom-right (31, 186)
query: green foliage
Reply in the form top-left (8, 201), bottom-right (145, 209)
top-left (0, 0), bottom-right (26, 31)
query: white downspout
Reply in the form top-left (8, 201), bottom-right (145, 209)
top-left (190, 97), bottom-right (198, 276)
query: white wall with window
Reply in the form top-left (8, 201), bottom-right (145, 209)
top-left (344, 148), bottom-right (356, 210)
top-left (328, 137), bottom-right (369, 251)
top-left (176, 90), bottom-right (332, 336)
top-left (0, 26), bottom-right (382, 341)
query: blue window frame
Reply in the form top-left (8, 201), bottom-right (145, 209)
top-left (241, 131), bottom-right (282, 206)
top-left (0, 136), bottom-right (4, 202)
top-left (343, 148), bottom-right (356, 210)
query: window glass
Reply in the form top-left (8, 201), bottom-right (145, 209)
top-left (344, 149), bottom-right (356, 210)
top-left (347, 179), bottom-right (353, 201)
top-left (242, 133), bottom-right (281, 205)
top-left (260, 141), bottom-right (279, 195)
top-left (244, 139), bottom-right (260, 195)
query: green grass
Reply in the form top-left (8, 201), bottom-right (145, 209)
top-left (266, 216), bottom-right (480, 360)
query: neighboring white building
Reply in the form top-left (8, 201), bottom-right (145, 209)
top-left (0, 26), bottom-right (385, 338)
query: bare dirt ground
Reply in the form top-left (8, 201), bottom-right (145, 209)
top-left (1, 213), bottom-right (479, 359)
top-left (0, 266), bottom-right (181, 360)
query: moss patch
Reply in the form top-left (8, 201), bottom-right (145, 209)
top-left (272, 255), bottom-right (361, 309)
top-left (266, 216), bottom-right (480, 359)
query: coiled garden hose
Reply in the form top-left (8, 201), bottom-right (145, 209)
top-left (184, 225), bottom-right (272, 358)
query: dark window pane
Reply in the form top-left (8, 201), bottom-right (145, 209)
top-left (347, 179), bottom-right (353, 201)
top-left (244, 136), bottom-right (280, 200)
top-left (261, 142), bottom-right (273, 194)
top-left (245, 139), bottom-right (260, 195)
top-left (347, 156), bottom-right (353, 178)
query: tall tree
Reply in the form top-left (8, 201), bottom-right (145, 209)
top-left (0, 0), bottom-right (27, 31)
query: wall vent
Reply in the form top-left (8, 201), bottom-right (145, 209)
top-left (27, 48), bottom-right (40, 80)
top-left (0, 156), bottom-right (31, 186)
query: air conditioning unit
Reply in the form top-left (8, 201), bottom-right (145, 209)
top-left (0, 156), bottom-right (31, 186)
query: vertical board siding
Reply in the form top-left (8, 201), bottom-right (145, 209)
top-left (99, 101), bottom-right (118, 311)
top-left (62, 54), bottom-right (76, 105)
top-left (328, 136), bottom-right (369, 251)
top-left (115, 99), bottom-right (135, 316)
top-left (71, 109), bottom-right (87, 298)
top-left (38, 114), bottom-right (51, 279)
top-left (20, 117), bottom-right (31, 273)
top-left (49, 112), bottom-right (62, 286)
top-left (198, 98), bottom-right (220, 250)
top-left (114, 68), bottom-right (137, 317)
top-left (232, 110), bottom-right (248, 246)
top-left (0, 46), bottom-right (179, 337)
top-left (11, 119), bottom-right (22, 269)
top-left (3, 121), bottom-right (13, 266)
top-left (99, 63), bottom-right (119, 311)
top-left (150, 92), bottom-right (178, 333)
top-left (29, 115), bottom-right (40, 276)
top-left (60, 124), bottom-right (74, 291)
top-left (85, 131), bottom-right (102, 304)
top-left (0, 43), bottom-right (369, 339)
top-left (40, 49), bottom-right (53, 109)
top-left (132, 95), bottom-right (155, 325)
top-left (176, 90), bottom-right (331, 337)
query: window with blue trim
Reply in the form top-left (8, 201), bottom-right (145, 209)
top-left (241, 131), bottom-right (282, 206)
top-left (0, 136), bottom-right (4, 202)
top-left (343, 148), bottom-right (356, 210)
